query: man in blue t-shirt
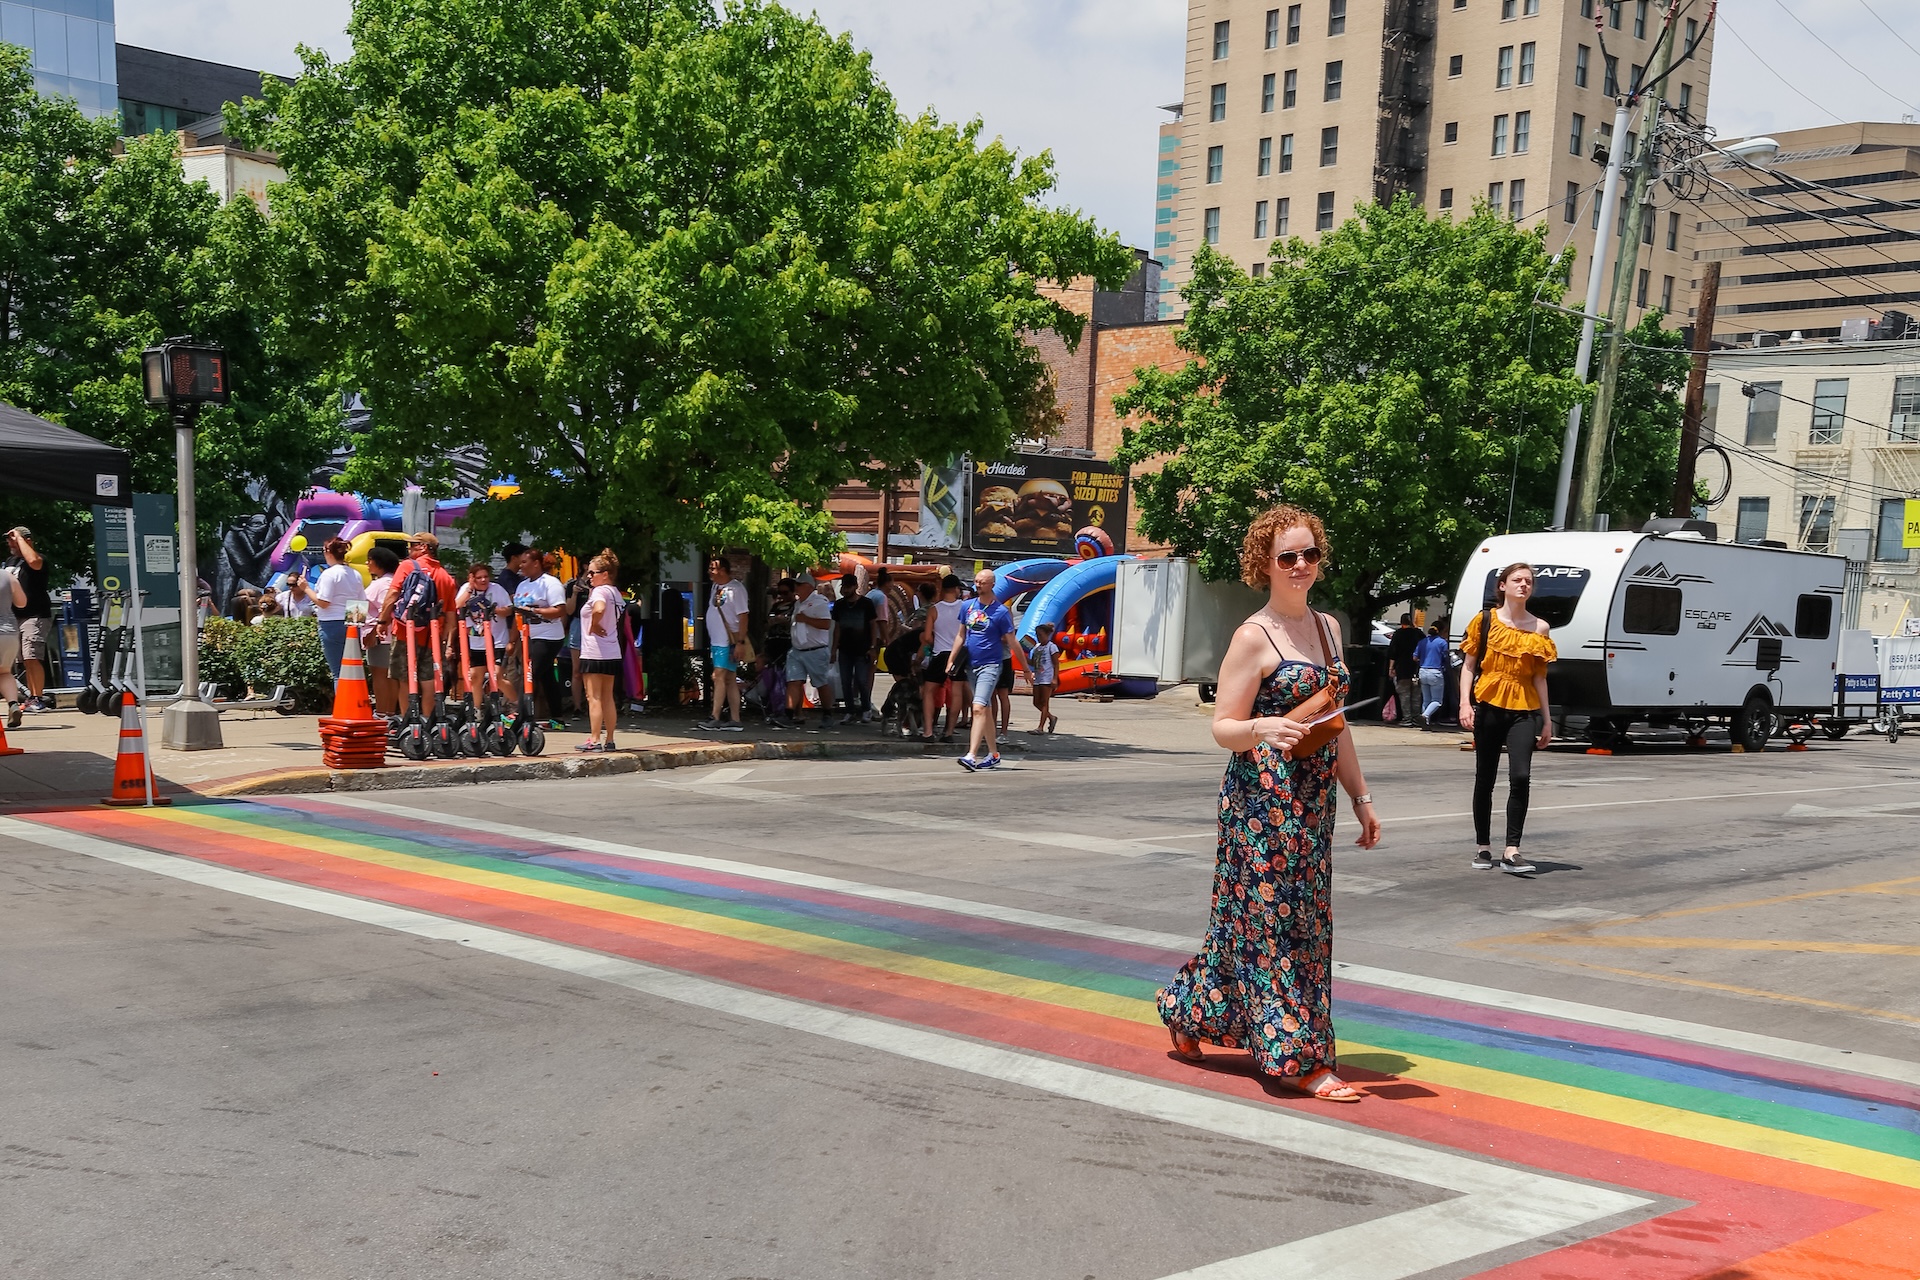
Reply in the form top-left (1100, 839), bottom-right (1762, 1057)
top-left (948, 568), bottom-right (1014, 771)
top-left (1416, 624), bottom-right (1450, 728)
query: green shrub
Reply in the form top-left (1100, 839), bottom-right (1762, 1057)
top-left (197, 617), bottom-right (251, 697)
top-left (246, 618), bottom-right (333, 711)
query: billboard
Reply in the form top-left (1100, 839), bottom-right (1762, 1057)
top-left (968, 453), bottom-right (1128, 556)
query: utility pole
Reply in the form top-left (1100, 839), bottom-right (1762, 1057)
top-left (1574, 19), bottom-right (1677, 531)
top-left (1671, 259), bottom-right (1721, 518)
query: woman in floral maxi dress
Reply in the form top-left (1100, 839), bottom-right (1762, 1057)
top-left (1159, 505), bottom-right (1383, 1102)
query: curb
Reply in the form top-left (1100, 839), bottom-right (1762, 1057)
top-left (194, 736), bottom-right (1030, 798)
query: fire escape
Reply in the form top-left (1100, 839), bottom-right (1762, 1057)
top-left (1374, 0), bottom-right (1436, 206)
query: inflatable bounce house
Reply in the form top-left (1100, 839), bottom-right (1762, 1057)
top-left (266, 482), bottom-right (520, 588)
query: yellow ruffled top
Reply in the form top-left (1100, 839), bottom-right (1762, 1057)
top-left (1464, 612), bottom-right (1558, 711)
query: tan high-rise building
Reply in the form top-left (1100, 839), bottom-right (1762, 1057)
top-left (1692, 122), bottom-right (1920, 346)
top-left (1158, 0), bottom-right (1715, 328)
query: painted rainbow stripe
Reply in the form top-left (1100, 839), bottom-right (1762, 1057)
top-left (31, 798), bottom-right (1920, 1278)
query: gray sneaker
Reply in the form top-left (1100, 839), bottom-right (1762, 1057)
top-left (693, 720), bottom-right (720, 731)
top-left (719, 723), bottom-right (744, 733)
top-left (5, 701), bottom-right (18, 729)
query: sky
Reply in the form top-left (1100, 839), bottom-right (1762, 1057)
top-left (111, 1), bottom-right (1920, 252)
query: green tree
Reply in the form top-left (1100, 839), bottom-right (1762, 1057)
top-left (1599, 311), bottom-right (1690, 529)
top-left (1113, 197), bottom-right (1683, 626)
top-left (0, 45), bottom-right (338, 582)
top-left (233, 0), bottom-right (1132, 572)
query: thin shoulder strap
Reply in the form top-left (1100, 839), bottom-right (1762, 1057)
top-left (1312, 612), bottom-right (1335, 667)
top-left (1258, 623), bottom-right (1285, 661)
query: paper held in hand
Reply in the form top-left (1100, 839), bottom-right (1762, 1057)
top-left (1299, 695), bottom-right (1381, 730)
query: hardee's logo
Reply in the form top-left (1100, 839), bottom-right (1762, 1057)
top-left (976, 461), bottom-right (1031, 477)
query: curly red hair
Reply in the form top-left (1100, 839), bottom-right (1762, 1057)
top-left (1240, 505), bottom-right (1329, 588)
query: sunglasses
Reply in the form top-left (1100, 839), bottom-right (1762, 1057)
top-left (1274, 547), bottom-right (1324, 567)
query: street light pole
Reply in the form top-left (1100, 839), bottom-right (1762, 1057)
top-left (1551, 98), bottom-right (1633, 530)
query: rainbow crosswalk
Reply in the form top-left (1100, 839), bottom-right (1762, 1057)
top-left (22, 797), bottom-right (1920, 1278)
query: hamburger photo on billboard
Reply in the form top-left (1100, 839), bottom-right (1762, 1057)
top-left (1013, 478), bottom-right (1074, 541)
top-left (974, 485), bottom-right (1018, 539)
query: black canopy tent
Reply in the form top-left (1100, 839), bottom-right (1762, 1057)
top-left (0, 400), bottom-right (158, 803)
top-left (0, 400), bottom-right (133, 508)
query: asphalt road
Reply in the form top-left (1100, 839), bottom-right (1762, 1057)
top-left (4, 700), bottom-right (1918, 1278)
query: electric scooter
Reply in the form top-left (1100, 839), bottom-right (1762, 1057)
top-left (458, 599), bottom-right (514, 757)
top-left (507, 605), bottom-right (547, 756)
top-left (76, 590), bottom-right (124, 714)
top-left (93, 597), bottom-right (138, 715)
top-left (424, 615), bottom-right (457, 758)
top-left (394, 621), bottom-right (431, 760)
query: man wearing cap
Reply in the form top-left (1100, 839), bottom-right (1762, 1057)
top-left (4, 527), bottom-right (53, 713)
top-left (378, 531), bottom-right (461, 672)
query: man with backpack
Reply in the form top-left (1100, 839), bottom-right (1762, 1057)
top-left (378, 531), bottom-right (460, 674)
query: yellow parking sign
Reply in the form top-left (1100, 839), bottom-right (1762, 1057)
top-left (1906, 499), bottom-right (1920, 549)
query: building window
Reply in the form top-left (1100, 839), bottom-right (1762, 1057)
top-left (1491, 114), bottom-right (1508, 156)
top-left (1439, 187), bottom-right (1455, 210)
top-left (1263, 72), bottom-right (1276, 112)
top-left (1877, 498), bottom-right (1910, 562)
top-left (1497, 45), bottom-right (1514, 87)
top-left (1634, 0), bottom-right (1648, 38)
top-left (1678, 83), bottom-right (1693, 118)
top-left (1735, 498), bottom-right (1770, 544)
top-left (1524, 0), bottom-right (1539, 12)
top-left (1636, 268), bottom-right (1649, 307)
top-left (1287, 4), bottom-right (1302, 44)
top-left (1207, 145), bottom-right (1224, 183)
top-left (1259, 136), bottom-right (1274, 175)
top-left (1564, 181), bottom-right (1579, 223)
top-left (1798, 496), bottom-right (1836, 552)
top-left (1702, 383), bottom-right (1720, 443)
top-left (1508, 178), bottom-right (1526, 220)
top-left (1328, 0), bottom-right (1346, 36)
top-left (1604, 55), bottom-right (1619, 97)
top-left (1809, 378), bottom-right (1848, 444)
top-left (1575, 45), bottom-right (1590, 89)
top-left (1609, 1), bottom-right (1622, 29)
top-left (1666, 210), bottom-right (1679, 250)
top-left (1686, 17), bottom-right (1698, 46)
top-left (1252, 262), bottom-right (1267, 278)
top-left (1745, 381), bottom-right (1782, 447)
top-left (1893, 375), bottom-right (1920, 441)
top-left (1449, 54), bottom-right (1463, 77)
top-left (1320, 125), bottom-right (1339, 166)
top-left (1454, 0), bottom-right (1465, 8)
top-left (1280, 133), bottom-right (1294, 171)
top-left (1276, 196), bottom-right (1291, 235)
top-left (1267, 8), bottom-right (1281, 48)
top-left (1630, 62), bottom-right (1643, 93)
top-left (1444, 120), bottom-right (1459, 144)
top-left (1284, 68), bottom-right (1298, 108)
top-left (1659, 274), bottom-right (1673, 311)
top-left (1501, 0), bottom-right (1515, 17)
top-left (1488, 180), bottom-right (1505, 210)
top-left (1316, 191), bottom-right (1336, 230)
top-left (1211, 83), bottom-right (1228, 121)
top-left (1519, 42), bottom-right (1535, 84)
top-left (1513, 111), bottom-right (1530, 153)
top-left (1214, 20), bottom-right (1231, 59)
top-left (1204, 207), bottom-right (1221, 245)
top-left (1569, 113), bottom-right (1584, 156)
top-left (1255, 199), bottom-right (1270, 238)
top-left (1642, 206), bottom-right (1656, 245)
top-left (1581, 0), bottom-right (1593, 14)
top-left (1325, 60), bottom-right (1343, 101)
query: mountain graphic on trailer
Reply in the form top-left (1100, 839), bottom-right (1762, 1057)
top-left (1631, 561), bottom-right (1712, 585)
top-left (1726, 614), bottom-right (1791, 654)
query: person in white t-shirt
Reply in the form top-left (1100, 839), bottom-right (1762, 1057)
top-left (922, 574), bottom-right (967, 742)
top-left (511, 546), bottom-right (569, 726)
top-left (782, 576), bottom-right (834, 730)
top-left (454, 562), bottom-right (512, 710)
top-left (310, 538), bottom-right (370, 679)
top-left (696, 556), bottom-right (748, 731)
top-left (277, 571), bottom-right (316, 620)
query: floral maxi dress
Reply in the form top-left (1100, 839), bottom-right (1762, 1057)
top-left (1158, 648), bottom-right (1347, 1077)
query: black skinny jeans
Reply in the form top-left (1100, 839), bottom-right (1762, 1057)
top-left (526, 637), bottom-right (565, 719)
top-left (1472, 702), bottom-right (1541, 849)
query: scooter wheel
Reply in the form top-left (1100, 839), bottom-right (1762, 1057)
top-left (458, 724), bottom-right (485, 757)
top-left (95, 691), bottom-right (122, 715)
top-left (518, 723), bottom-right (546, 757)
top-left (76, 689), bottom-right (97, 715)
top-left (399, 726), bottom-right (428, 761)
top-left (486, 723), bottom-right (515, 756)
top-left (430, 725), bottom-right (458, 759)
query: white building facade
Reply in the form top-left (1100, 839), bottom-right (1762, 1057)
top-left (1707, 341), bottom-right (1920, 635)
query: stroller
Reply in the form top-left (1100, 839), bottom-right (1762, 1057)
top-left (879, 632), bottom-right (925, 739)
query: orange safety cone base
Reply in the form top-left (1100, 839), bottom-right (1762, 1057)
top-left (103, 794), bottom-right (170, 807)
top-left (104, 692), bottom-right (166, 805)
top-left (1585, 747), bottom-right (1613, 756)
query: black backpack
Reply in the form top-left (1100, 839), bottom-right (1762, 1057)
top-left (393, 564), bottom-right (443, 624)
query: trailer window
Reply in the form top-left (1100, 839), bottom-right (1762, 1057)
top-left (1481, 565), bottom-right (1588, 628)
top-left (1621, 584), bottom-right (1682, 635)
top-left (1795, 594), bottom-right (1832, 639)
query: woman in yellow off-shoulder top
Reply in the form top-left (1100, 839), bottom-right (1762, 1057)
top-left (1458, 563), bottom-right (1557, 874)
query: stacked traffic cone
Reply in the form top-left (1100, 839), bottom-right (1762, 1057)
top-left (103, 692), bottom-right (168, 806)
top-left (319, 624), bottom-right (389, 771)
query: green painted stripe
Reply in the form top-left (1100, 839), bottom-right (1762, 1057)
top-left (1342, 1015), bottom-right (1920, 1162)
top-left (209, 808), bottom-right (1164, 1004)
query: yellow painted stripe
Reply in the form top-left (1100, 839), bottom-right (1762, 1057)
top-left (144, 808), bottom-right (1161, 1026)
top-left (1513, 934), bottom-right (1920, 957)
top-left (1339, 1037), bottom-right (1920, 1189)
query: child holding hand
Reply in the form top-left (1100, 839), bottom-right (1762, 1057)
top-left (1025, 622), bottom-right (1061, 734)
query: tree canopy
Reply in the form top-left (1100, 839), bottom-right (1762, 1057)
top-left (234, 0), bottom-right (1134, 569)
top-left (0, 46), bottom-right (338, 582)
top-left (1113, 197), bottom-right (1687, 624)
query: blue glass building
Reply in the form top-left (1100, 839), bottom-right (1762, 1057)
top-left (0, 0), bottom-right (117, 118)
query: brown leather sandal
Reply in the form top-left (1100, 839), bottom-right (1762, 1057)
top-left (1168, 1027), bottom-right (1204, 1062)
top-left (1275, 1067), bottom-right (1362, 1103)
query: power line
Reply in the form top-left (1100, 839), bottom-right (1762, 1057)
top-left (1854, 0), bottom-right (1920, 69)
top-left (1695, 178), bottom-right (1908, 320)
top-left (1770, 0), bottom-right (1919, 117)
top-left (1716, 16), bottom-right (1847, 126)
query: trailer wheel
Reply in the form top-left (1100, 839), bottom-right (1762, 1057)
top-left (1822, 721), bottom-right (1851, 741)
top-left (1732, 693), bottom-right (1773, 753)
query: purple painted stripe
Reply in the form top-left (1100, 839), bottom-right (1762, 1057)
top-left (1338, 979), bottom-right (1920, 1110)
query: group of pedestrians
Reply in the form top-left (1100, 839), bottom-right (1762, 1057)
top-left (1385, 613), bottom-right (1454, 728)
top-left (1, 526), bottom-right (55, 726)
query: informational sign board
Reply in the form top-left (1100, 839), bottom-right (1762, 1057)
top-left (1904, 499), bottom-right (1920, 549)
top-left (1879, 634), bottom-right (1920, 708)
top-left (93, 493), bottom-right (180, 610)
top-left (967, 453), bottom-right (1129, 557)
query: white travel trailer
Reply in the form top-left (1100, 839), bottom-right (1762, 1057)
top-left (1448, 523), bottom-right (1845, 751)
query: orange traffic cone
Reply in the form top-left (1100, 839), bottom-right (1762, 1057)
top-left (103, 692), bottom-right (169, 807)
top-left (331, 623), bottom-right (376, 721)
top-left (0, 701), bottom-right (22, 757)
